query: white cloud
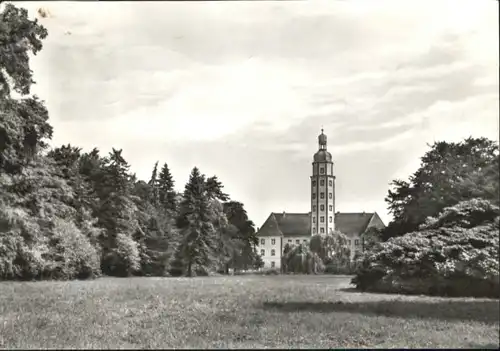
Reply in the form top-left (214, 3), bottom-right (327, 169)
top-left (50, 59), bottom-right (312, 144)
top-left (332, 129), bottom-right (417, 155)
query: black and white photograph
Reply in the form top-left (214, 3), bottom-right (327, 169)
top-left (0, 0), bottom-right (498, 348)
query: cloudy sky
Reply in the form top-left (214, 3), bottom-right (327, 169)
top-left (15, 0), bottom-right (500, 227)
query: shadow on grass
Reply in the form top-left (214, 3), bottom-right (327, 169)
top-left (261, 299), bottom-right (500, 324)
top-left (469, 343), bottom-right (499, 349)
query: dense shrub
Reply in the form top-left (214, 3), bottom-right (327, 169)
top-left (421, 198), bottom-right (499, 230)
top-left (353, 199), bottom-right (500, 297)
top-left (0, 203), bottom-right (101, 280)
top-left (102, 233), bottom-right (141, 277)
top-left (44, 218), bottom-right (101, 279)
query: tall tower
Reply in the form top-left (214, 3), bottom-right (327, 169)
top-left (310, 129), bottom-right (335, 236)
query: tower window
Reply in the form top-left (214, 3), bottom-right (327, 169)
top-left (312, 193), bottom-right (316, 200)
top-left (313, 205), bottom-right (316, 212)
top-left (329, 180), bottom-right (333, 186)
top-left (312, 180), bottom-right (316, 187)
top-left (320, 228), bottom-right (325, 234)
top-left (320, 167), bottom-right (324, 174)
top-left (260, 239), bottom-right (265, 245)
top-left (260, 249), bottom-right (265, 256)
top-left (271, 249), bottom-right (276, 256)
top-left (320, 193), bottom-right (325, 199)
top-left (329, 205), bottom-right (333, 211)
top-left (329, 193), bottom-right (333, 199)
top-left (320, 205), bottom-right (324, 211)
top-left (329, 216), bottom-right (332, 223)
top-left (320, 179), bottom-right (325, 186)
top-left (320, 216), bottom-right (325, 223)
top-left (271, 239), bottom-right (276, 245)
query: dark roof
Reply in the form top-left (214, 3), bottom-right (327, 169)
top-left (313, 150), bottom-right (332, 162)
top-left (256, 214), bottom-right (283, 237)
top-left (335, 213), bottom-right (374, 236)
top-left (274, 213), bottom-right (310, 237)
top-left (257, 212), bottom-right (382, 237)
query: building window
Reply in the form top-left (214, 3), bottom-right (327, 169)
top-left (260, 238), bottom-right (265, 245)
top-left (313, 217), bottom-right (316, 222)
top-left (312, 205), bottom-right (316, 212)
top-left (303, 240), bottom-right (307, 243)
top-left (320, 167), bottom-right (324, 174)
top-left (320, 179), bottom-right (325, 186)
top-left (260, 249), bottom-right (265, 256)
top-left (271, 261), bottom-right (275, 268)
top-left (312, 227), bottom-right (316, 234)
top-left (288, 239), bottom-right (292, 243)
top-left (348, 240), bottom-right (351, 245)
top-left (271, 249), bottom-right (276, 256)
top-left (320, 205), bottom-right (324, 211)
top-left (329, 216), bottom-right (332, 223)
top-left (355, 239), bottom-right (359, 246)
top-left (320, 192), bottom-right (325, 199)
top-left (329, 205), bottom-right (333, 211)
top-left (296, 239), bottom-right (300, 244)
top-left (320, 216), bottom-right (325, 223)
top-left (320, 228), bottom-right (325, 234)
top-left (329, 180), bottom-right (333, 186)
top-left (312, 193), bottom-right (316, 200)
top-left (312, 180), bottom-right (316, 187)
top-left (271, 239), bottom-right (276, 245)
top-left (329, 193), bottom-right (332, 199)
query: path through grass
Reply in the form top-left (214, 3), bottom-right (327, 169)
top-left (0, 275), bottom-right (498, 348)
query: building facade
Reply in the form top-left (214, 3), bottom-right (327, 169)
top-left (255, 129), bottom-right (386, 269)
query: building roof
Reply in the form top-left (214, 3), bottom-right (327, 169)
top-left (256, 213), bottom-right (283, 237)
top-left (334, 213), bottom-right (374, 236)
top-left (274, 212), bottom-right (310, 237)
top-left (256, 212), bottom-right (384, 237)
top-left (313, 150), bottom-right (332, 162)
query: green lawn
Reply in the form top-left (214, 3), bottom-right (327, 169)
top-left (0, 275), bottom-right (498, 349)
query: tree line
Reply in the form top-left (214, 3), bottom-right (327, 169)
top-left (0, 4), bottom-right (262, 280)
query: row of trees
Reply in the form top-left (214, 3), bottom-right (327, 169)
top-left (0, 4), bottom-right (263, 280)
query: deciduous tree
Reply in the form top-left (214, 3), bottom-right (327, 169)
top-left (384, 137), bottom-right (499, 240)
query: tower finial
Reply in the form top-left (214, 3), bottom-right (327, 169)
top-left (318, 127), bottom-right (327, 150)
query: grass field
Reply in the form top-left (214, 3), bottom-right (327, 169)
top-left (0, 275), bottom-right (498, 349)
